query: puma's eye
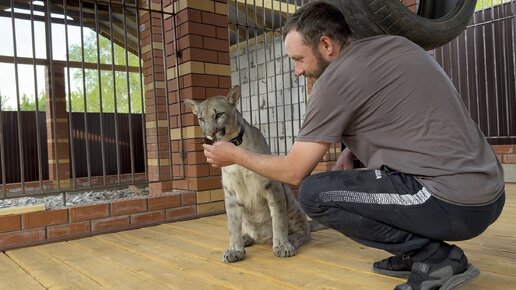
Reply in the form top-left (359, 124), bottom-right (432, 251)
top-left (198, 118), bottom-right (205, 123)
top-left (215, 112), bottom-right (224, 119)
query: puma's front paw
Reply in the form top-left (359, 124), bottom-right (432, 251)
top-left (223, 249), bottom-right (246, 263)
top-left (273, 243), bottom-right (296, 257)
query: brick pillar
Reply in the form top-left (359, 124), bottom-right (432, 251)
top-left (45, 64), bottom-right (70, 189)
top-left (140, 0), bottom-right (228, 216)
top-left (139, 1), bottom-right (173, 195)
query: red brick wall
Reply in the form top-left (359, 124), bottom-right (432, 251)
top-left (0, 191), bottom-right (202, 251)
top-left (493, 145), bottom-right (516, 164)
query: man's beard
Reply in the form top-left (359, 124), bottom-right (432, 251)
top-left (305, 50), bottom-right (330, 79)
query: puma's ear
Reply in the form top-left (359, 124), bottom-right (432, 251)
top-left (226, 85), bottom-right (241, 106)
top-left (184, 98), bottom-right (199, 115)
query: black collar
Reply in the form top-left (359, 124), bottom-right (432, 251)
top-left (229, 122), bottom-right (245, 146)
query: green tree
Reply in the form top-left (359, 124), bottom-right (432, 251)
top-left (0, 92), bottom-right (11, 111)
top-left (19, 92), bottom-right (46, 111)
top-left (475, 0), bottom-right (510, 11)
top-left (67, 33), bottom-right (143, 113)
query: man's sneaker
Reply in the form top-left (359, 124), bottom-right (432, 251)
top-left (372, 254), bottom-right (413, 278)
top-left (394, 245), bottom-right (480, 290)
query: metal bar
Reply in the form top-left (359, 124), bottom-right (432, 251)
top-left (253, 0), bottom-right (262, 131)
top-left (464, 26), bottom-right (472, 113)
top-left (510, 0), bottom-right (516, 139)
top-left (230, 2), bottom-right (242, 111)
top-left (94, 2), bottom-right (108, 186)
top-left (501, 1), bottom-right (510, 140)
top-left (278, 0), bottom-right (288, 154)
top-left (80, 0), bottom-right (93, 188)
top-left (262, 0), bottom-right (272, 146)
top-left (0, 55), bottom-right (140, 72)
top-left (46, 0), bottom-right (61, 192)
top-left (490, 0), bottom-right (500, 138)
top-left (108, 1), bottom-right (122, 184)
top-left (481, 1), bottom-right (491, 136)
top-left (122, 0), bottom-right (136, 183)
top-left (473, 7), bottom-right (482, 131)
top-left (159, 0), bottom-right (173, 181)
top-left (29, 0), bottom-right (44, 194)
top-left (0, 73), bottom-right (4, 197)
top-left (170, 0), bottom-right (185, 179)
top-left (10, 0), bottom-right (26, 195)
top-left (294, 0), bottom-right (302, 135)
top-left (270, 0), bottom-right (280, 154)
top-left (285, 0), bottom-right (295, 151)
top-left (244, 0), bottom-right (254, 126)
top-left (135, 2), bottom-right (148, 182)
top-left (63, 0), bottom-right (77, 196)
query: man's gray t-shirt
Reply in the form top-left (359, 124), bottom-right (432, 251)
top-left (297, 35), bottom-right (504, 205)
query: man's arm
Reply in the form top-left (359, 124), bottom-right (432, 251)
top-left (202, 141), bottom-right (330, 186)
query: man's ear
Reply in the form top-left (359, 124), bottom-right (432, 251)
top-left (226, 85), bottom-right (241, 106)
top-left (184, 98), bottom-right (199, 115)
top-left (319, 36), bottom-right (334, 57)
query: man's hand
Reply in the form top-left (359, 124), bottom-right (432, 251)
top-left (332, 148), bottom-right (355, 171)
top-left (202, 141), bottom-right (239, 167)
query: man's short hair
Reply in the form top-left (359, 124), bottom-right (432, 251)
top-left (282, 1), bottom-right (352, 50)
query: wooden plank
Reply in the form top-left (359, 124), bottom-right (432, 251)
top-left (111, 228), bottom-right (301, 289)
top-left (71, 235), bottom-right (233, 289)
top-left (5, 247), bottom-right (104, 290)
top-left (149, 221), bottom-right (400, 289)
top-left (0, 204), bottom-right (46, 216)
top-left (0, 253), bottom-right (45, 290)
top-left (33, 242), bottom-right (172, 289)
top-left (167, 212), bottom-right (516, 289)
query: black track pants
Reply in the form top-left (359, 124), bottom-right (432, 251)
top-left (298, 167), bottom-right (505, 255)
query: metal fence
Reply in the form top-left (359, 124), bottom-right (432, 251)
top-left (0, 111), bottom-right (144, 184)
top-left (0, 0), bottom-right (147, 198)
top-left (434, 0), bottom-right (516, 144)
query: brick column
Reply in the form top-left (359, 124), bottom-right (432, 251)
top-left (139, 1), bottom-right (173, 195)
top-left (45, 64), bottom-right (70, 189)
top-left (140, 0), bottom-right (229, 215)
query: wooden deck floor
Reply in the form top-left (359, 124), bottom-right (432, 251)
top-left (1, 183), bottom-right (515, 290)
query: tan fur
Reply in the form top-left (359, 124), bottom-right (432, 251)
top-left (185, 86), bottom-right (311, 263)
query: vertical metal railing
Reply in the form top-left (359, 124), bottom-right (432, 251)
top-left (10, 0), bottom-right (26, 195)
top-left (79, 0), bottom-right (93, 188)
top-left (64, 0), bottom-right (77, 195)
top-left (228, 0), bottom-right (308, 156)
top-left (122, 0), bottom-right (136, 184)
top-left (108, 1), bottom-right (122, 184)
top-left (0, 1), bottom-right (147, 199)
top-left (435, 0), bottom-right (516, 144)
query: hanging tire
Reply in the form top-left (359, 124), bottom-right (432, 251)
top-left (325, 0), bottom-right (477, 49)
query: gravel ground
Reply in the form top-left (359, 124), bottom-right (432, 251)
top-left (0, 187), bottom-right (149, 210)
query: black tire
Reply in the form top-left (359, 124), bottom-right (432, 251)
top-left (325, 0), bottom-right (477, 49)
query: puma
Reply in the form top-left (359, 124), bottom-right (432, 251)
top-left (185, 85), bottom-right (312, 263)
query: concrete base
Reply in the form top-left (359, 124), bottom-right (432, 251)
top-left (502, 164), bottom-right (516, 183)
